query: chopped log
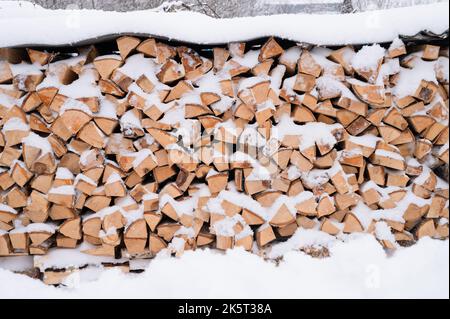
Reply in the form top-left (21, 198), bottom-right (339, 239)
top-left (27, 48), bottom-right (52, 65)
top-left (256, 224), bottom-right (276, 247)
top-left (149, 234), bottom-right (167, 255)
top-left (422, 45), bottom-right (440, 61)
top-left (206, 172), bottom-right (228, 194)
top-left (320, 219), bottom-right (340, 236)
top-left (156, 60), bottom-right (185, 84)
top-left (94, 56), bottom-right (123, 80)
top-left (136, 38), bottom-right (157, 57)
top-left (293, 73), bottom-right (316, 93)
top-left (416, 219), bottom-right (436, 239)
top-left (117, 36), bottom-right (141, 59)
top-left (59, 217), bottom-right (81, 240)
top-left (343, 213), bottom-right (364, 233)
top-left (258, 37), bottom-right (284, 62)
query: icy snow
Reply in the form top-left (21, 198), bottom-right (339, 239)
top-left (0, 235), bottom-right (447, 298)
top-left (2, 117), bottom-right (29, 132)
top-left (0, 2), bottom-right (448, 47)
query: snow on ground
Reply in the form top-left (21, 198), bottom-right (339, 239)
top-left (0, 235), bottom-right (448, 298)
top-left (0, 1), bottom-right (448, 47)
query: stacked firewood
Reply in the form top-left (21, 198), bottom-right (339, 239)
top-left (0, 36), bottom-right (448, 261)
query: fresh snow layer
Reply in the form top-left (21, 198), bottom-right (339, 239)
top-left (0, 235), bottom-right (447, 298)
top-left (0, 1), bottom-right (448, 47)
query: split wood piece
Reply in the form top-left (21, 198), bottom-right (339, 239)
top-left (269, 204), bottom-right (295, 227)
top-left (59, 217), bottom-right (81, 240)
top-left (25, 190), bottom-right (49, 223)
top-left (0, 61), bottom-right (13, 84)
top-left (56, 234), bottom-right (78, 248)
top-left (165, 80), bottom-right (193, 103)
top-left (144, 212), bottom-right (162, 232)
top-left (258, 37), bottom-right (284, 62)
top-left (149, 234), bottom-right (167, 255)
top-left (94, 56), bottom-right (123, 80)
top-left (317, 195), bottom-right (336, 217)
top-left (383, 108), bottom-right (408, 130)
top-left (295, 197), bottom-right (317, 216)
top-left (82, 217), bottom-right (101, 238)
top-left (27, 48), bottom-right (53, 66)
top-left (116, 36), bottom-right (141, 59)
top-left (136, 38), bottom-right (157, 57)
top-left (157, 223), bottom-right (181, 242)
top-left (51, 109), bottom-right (92, 141)
top-left (343, 213), bottom-right (364, 233)
top-left (335, 193), bottom-right (360, 211)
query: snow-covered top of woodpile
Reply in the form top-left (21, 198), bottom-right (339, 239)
top-left (0, 1), bottom-right (448, 47)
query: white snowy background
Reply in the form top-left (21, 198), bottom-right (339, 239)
top-left (0, 234), bottom-right (448, 298)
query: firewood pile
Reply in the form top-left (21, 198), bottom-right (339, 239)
top-left (0, 36), bottom-right (448, 267)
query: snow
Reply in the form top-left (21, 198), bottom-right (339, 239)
top-left (120, 109), bottom-right (142, 132)
top-left (2, 117), bottom-right (29, 132)
top-left (59, 69), bottom-right (101, 99)
top-left (271, 114), bottom-right (343, 151)
top-left (48, 185), bottom-right (76, 195)
top-left (205, 188), bottom-right (314, 222)
top-left (350, 44), bottom-right (385, 81)
top-left (0, 203), bottom-right (17, 214)
top-left (375, 149), bottom-right (404, 161)
top-left (9, 62), bottom-right (42, 76)
top-left (348, 134), bottom-right (381, 149)
top-left (0, 236), bottom-right (447, 298)
top-left (55, 167), bottom-right (74, 180)
top-left (211, 214), bottom-right (252, 238)
top-left (106, 172), bottom-right (122, 184)
top-left (388, 37), bottom-right (405, 51)
top-left (25, 223), bottom-right (57, 234)
top-left (279, 46), bottom-right (302, 66)
top-left (96, 98), bottom-right (118, 119)
top-left (75, 173), bottom-right (97, 186)
top-left (9, 222), bottom-right (57, 234)
top-left (33, 242), bottom-right (128, 271)
top-left (0, 2), bottom-right (448, 47)
top-left (374, 221), bottom-right (396, 243)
